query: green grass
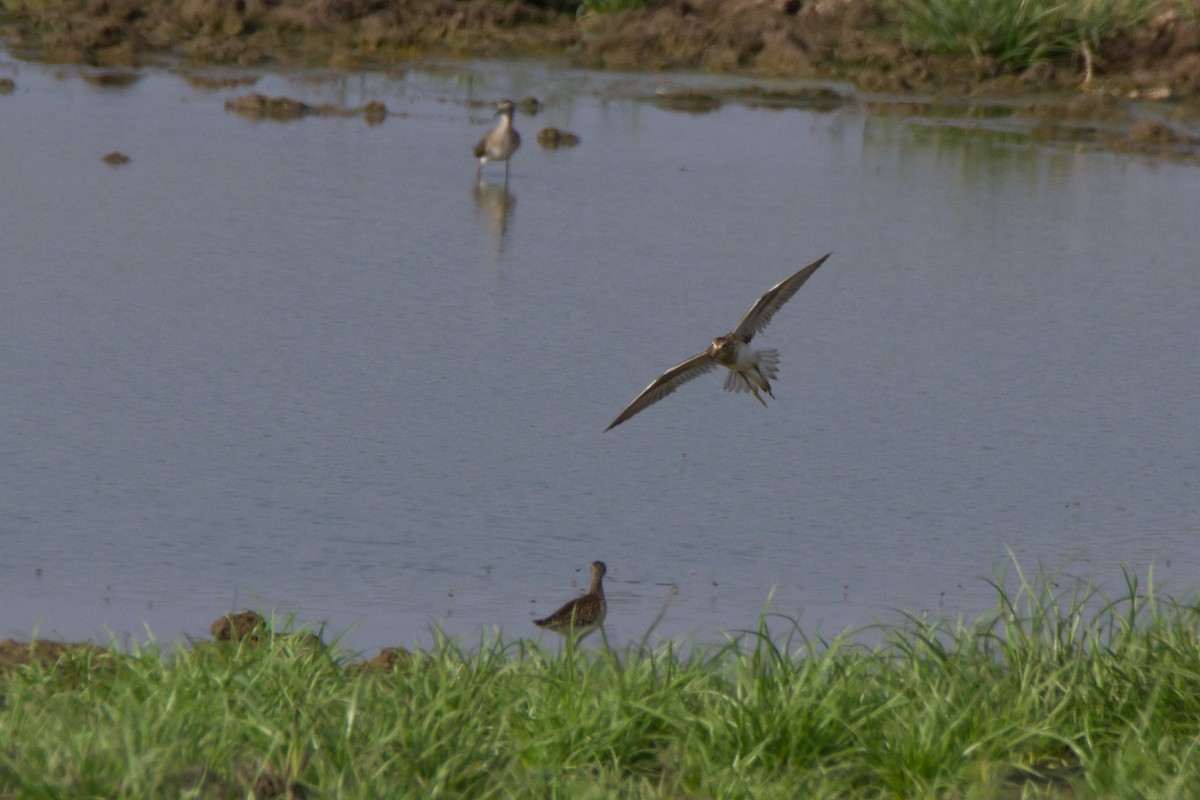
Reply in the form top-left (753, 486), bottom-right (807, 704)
top-left (577, 0), bottom-right (647, 15)
top-left (889, 0), bottom-right (1163, 69)
top-left (4, 568), bottom-right (1200, 797)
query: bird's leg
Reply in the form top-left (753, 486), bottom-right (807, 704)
top-left (741, 374), bottom-right (769, 407)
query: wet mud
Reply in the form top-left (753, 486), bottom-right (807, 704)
top-left (0, 612), bottom-right (421, 676)
top-left (2, 0), bottom-right (1199, 99)
top-left (222, 90), bottom-right (390, 121)
top-left (0, 638), bottom-right (109, 674)
top-left (536, 126), bottom-right (580, 148)
top-left (3, 0), bottom-right (1200, 159)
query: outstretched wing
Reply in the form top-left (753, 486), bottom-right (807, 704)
top-left (732, 253), bottom-right (831, 343)
top-left (605, 352), bottom-right (717, 431)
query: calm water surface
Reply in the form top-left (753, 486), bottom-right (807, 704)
top-left (2, 57), bottom-right (1198, 653)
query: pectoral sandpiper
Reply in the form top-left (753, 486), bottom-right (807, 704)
top-left (606, 253), bottom-right (831, 431)
top-left (534, 561), bottom-right (607, 640)
top-left (474, 99), bottom-right (521, 184)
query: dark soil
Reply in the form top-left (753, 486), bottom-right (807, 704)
top-left (2, 0), bottom-right (1200, 99)
top-left (0, 638), bottom-right (108, 674)
top-left (1, 615), bottom-right (416, 675)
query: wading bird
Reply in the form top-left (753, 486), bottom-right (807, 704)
top-left (533, 561), bottom-right (607, 640)
top-left (473, 99), bottom-right (520, 183)
top-left (606, 253), bottom-right (831, 431)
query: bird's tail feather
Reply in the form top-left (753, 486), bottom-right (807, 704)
top-left (723, 371), bottom-right (752, 393)
top-left (755, 349), bottom-right (780, 381)
top-left (721, 350), bottom-right (779, 397)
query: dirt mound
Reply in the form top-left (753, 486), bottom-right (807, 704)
top-left (1102, 9), bottom-right (1200, 95)
top-left (579, 0), bottom-right (896, 77)
top-left (210, 609), bottom-right (271, 642)
top-left (0, 638), bottom-right (109, 674)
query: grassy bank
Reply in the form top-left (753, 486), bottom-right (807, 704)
top-left (3, 571), bottom-right (1200, 798)
top-left (4, 0), bottom-right (1199, 99)
top-left (889, 0), bottom-right (1171, 70)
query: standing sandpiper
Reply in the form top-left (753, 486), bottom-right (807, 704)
top-left (606, 253), bottom-right (831, 431)
top-left (534, 561), bottom-right (607, 640)
top-left (474, 99), bottom-right (521, 184)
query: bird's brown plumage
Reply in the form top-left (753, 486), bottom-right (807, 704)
top-left (534, 561), bottom-right (607, 640)
top-left (605, 253), bottom-right (831, 431)
top-left (474, 100), bottom-right (520, 182)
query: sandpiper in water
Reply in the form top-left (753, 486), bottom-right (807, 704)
top-left (533, 561), bottom-right (607, 640)
top-left (606, 253), bottom-right (831, 431)
top-left (474, 99), bottom-right (521, 183)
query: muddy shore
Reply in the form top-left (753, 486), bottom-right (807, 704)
top-left (0, 611), bottom-right (410, 674)
top-left (2, 0), bottom-right (1200, 100)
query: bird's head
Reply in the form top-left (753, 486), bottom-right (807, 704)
top-left (710, 335), bottom-right (737, 359)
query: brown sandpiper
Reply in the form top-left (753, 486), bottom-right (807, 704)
top-left (606, 253), bottom-right (831, 431)
top-left (474, 99), bottom-right (521, 184)
top-left (533, 561), bottom-right (607, 640)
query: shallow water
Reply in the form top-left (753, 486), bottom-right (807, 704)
top-left (1, 57), bottom-right (1198, 654)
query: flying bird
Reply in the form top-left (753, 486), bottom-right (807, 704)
top-left (605, 253), bottom-right (831, 431)
top-left (533, 561), bottom-right (607, 640)
top-left (473, 99), bottom-right (520, 183)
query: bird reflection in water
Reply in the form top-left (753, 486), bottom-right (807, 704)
top-left (472, 181), bottom-right (517, 253)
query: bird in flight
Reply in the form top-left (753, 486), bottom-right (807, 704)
top-left (605, 253), bottom-right (831, 431)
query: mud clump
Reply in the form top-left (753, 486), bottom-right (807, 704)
top-left (650, 88), bottom-right (724, 114)
top-left (224, 92), bottom-right (385, 122)
top-left (363, 98), bottom-right (387, 124)
top-left (224, 92), bottom-right (320, 120)
top-left (0, 77), bottom-right (16, 94)
top-left (725, 84), bottom-right (846, 110)
top-left (102, 150), bottom-right (131, 164)
top-left (352, 646), bottom-right (417, 673)
top-left (536, 126), bottom-right (580, 148)
top-left (182, 72), bottom-right (260, 90)
top-left (207, 610), bottom-right (328, 655)
top-left (650, 83), bottom-right (848, 114)
top-left (210, 609), bottom-right (270, 642)
top-left (0, 638), bottom-right (109, 675)
top-left (81, 70), bottom-right (140, 87)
